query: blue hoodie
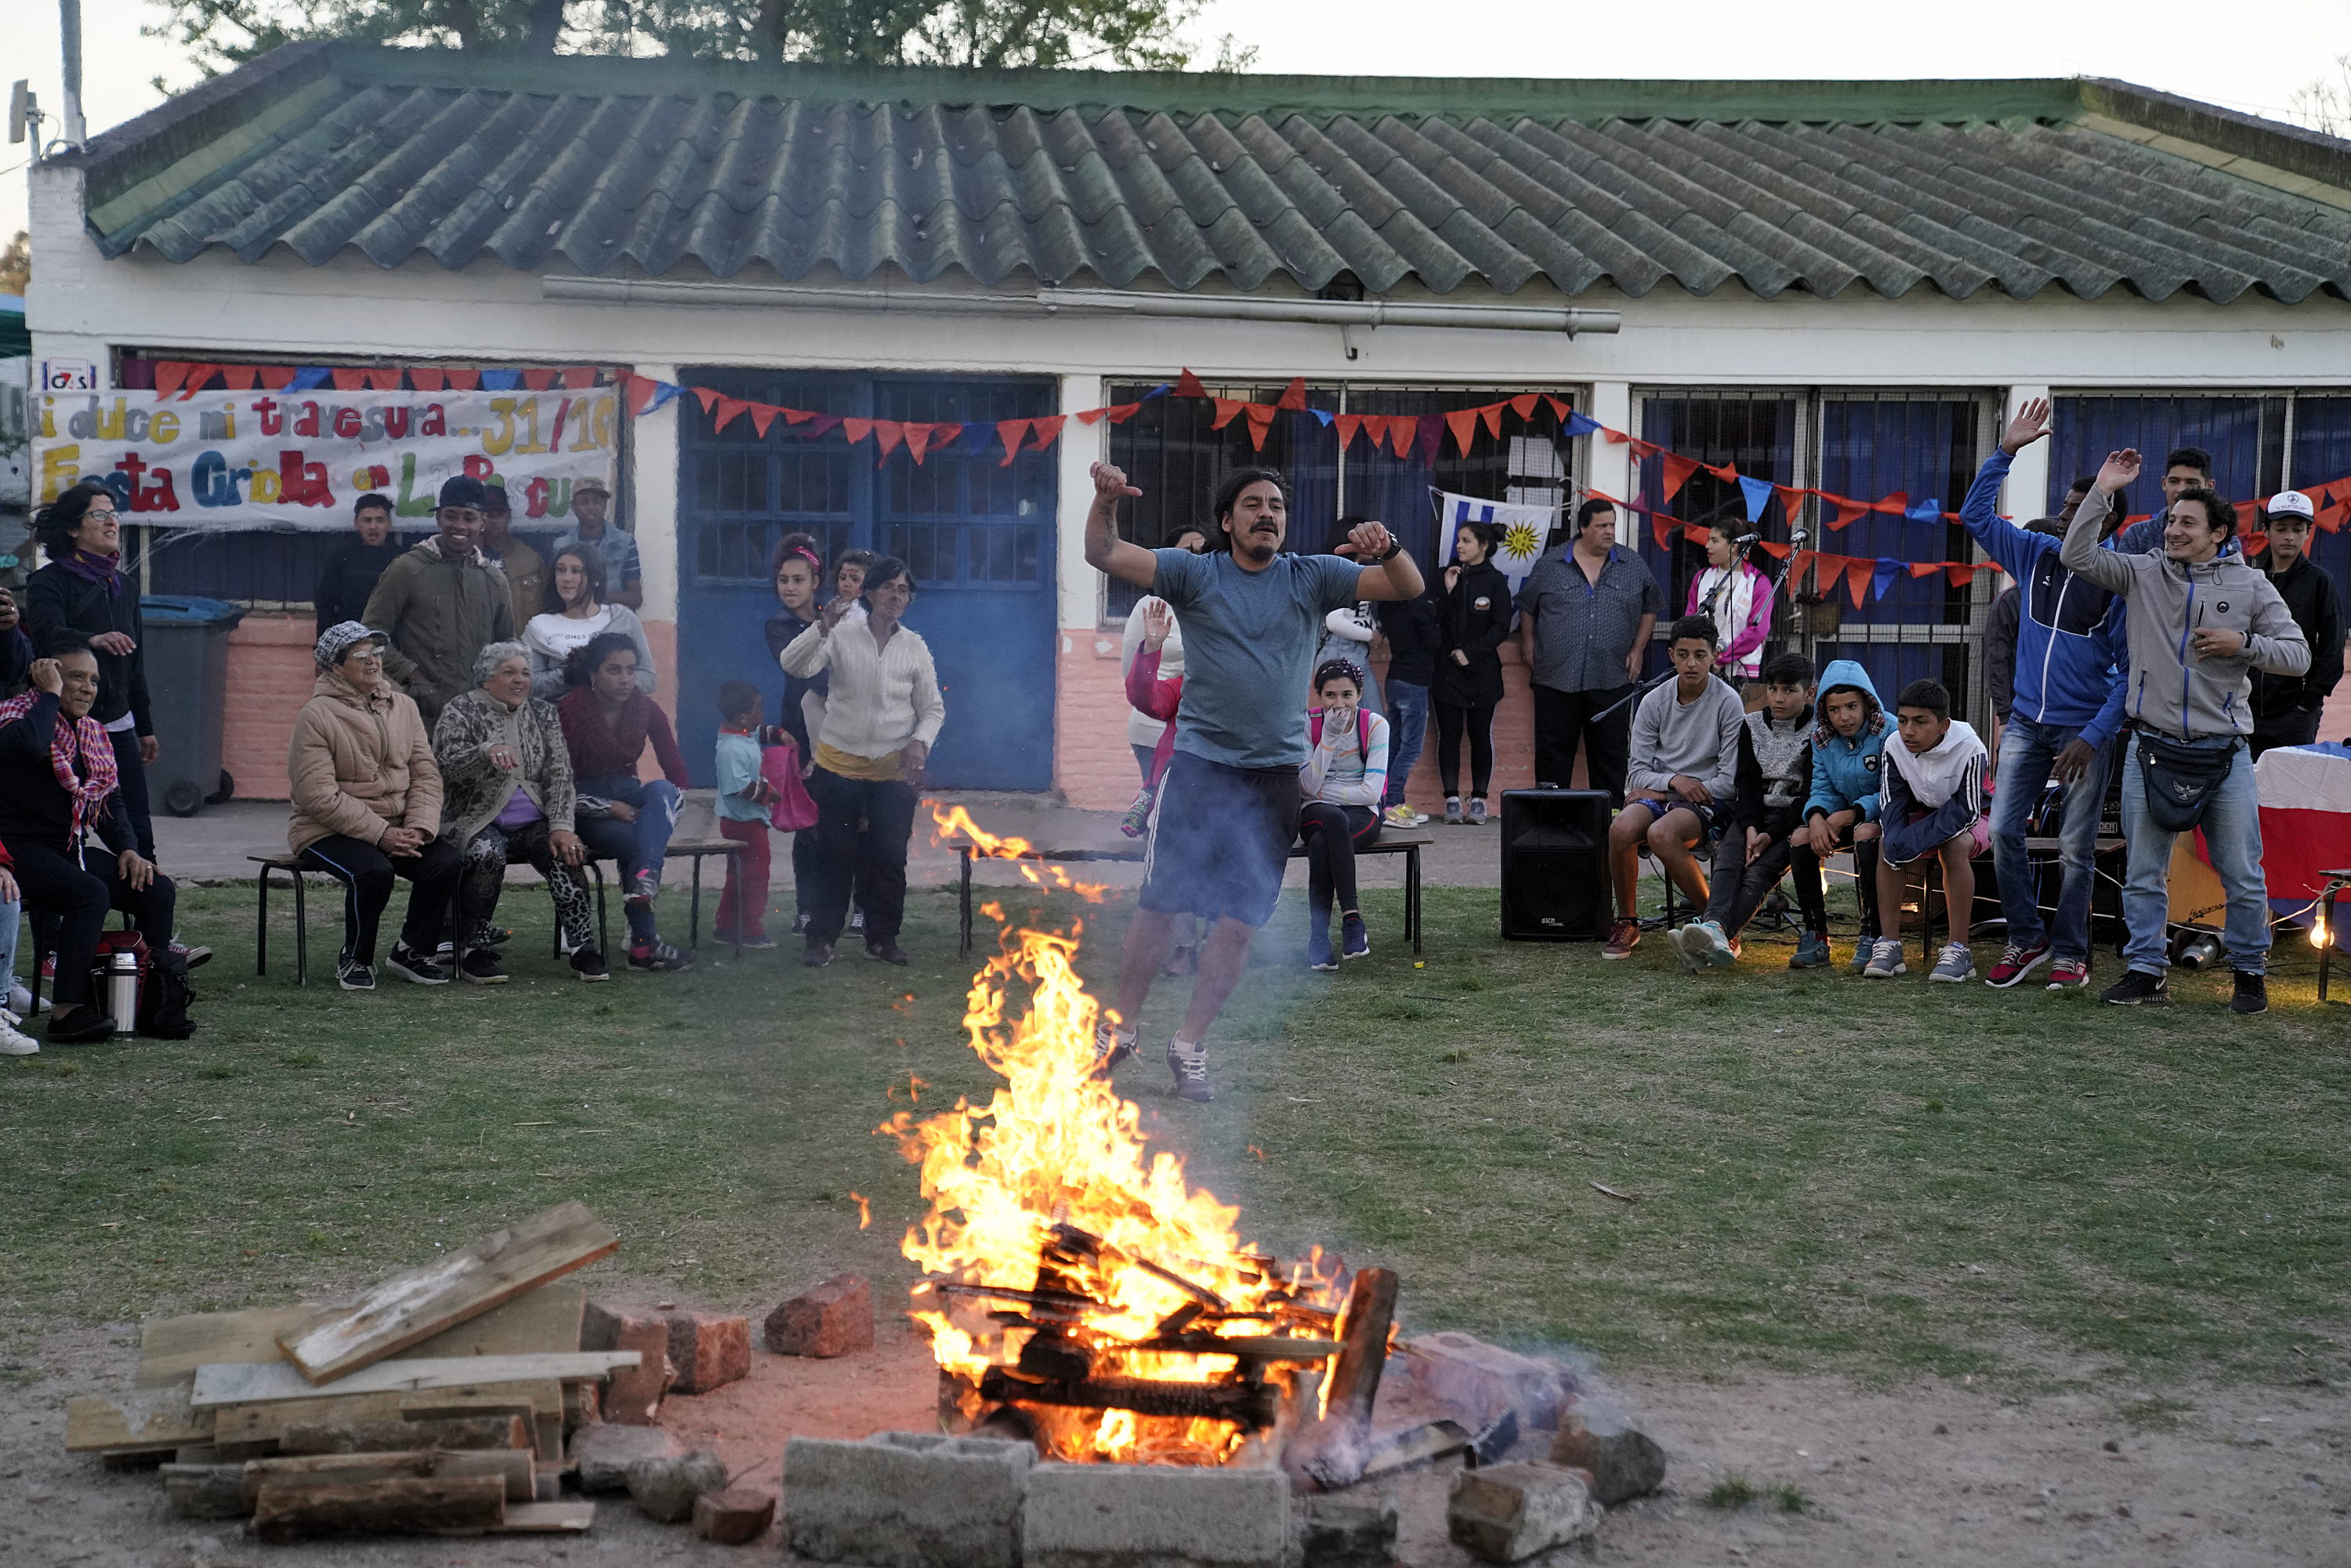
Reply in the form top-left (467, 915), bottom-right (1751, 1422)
top-left (1961, 449), bottom-right (2161, 748)
top-left (1804, 658), bottom-right (1890, 824)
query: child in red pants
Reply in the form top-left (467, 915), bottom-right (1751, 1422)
top-left (712, 681), bottom-right (777, 947)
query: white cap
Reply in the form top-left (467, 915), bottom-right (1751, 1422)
top-left (2266, 490), bottom-right (2316, 520)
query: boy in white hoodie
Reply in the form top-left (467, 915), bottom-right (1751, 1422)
top-left (1865, 679), bottom-right (1989, 983)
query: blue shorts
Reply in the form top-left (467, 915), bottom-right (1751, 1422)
top-left (1628, 796), bottom-right (1722, 841)
top-left (1139, 751), bottom-right (1299, 928)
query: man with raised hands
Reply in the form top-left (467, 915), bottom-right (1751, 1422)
top-left (1084, 461), bottom-right (1424, 1104)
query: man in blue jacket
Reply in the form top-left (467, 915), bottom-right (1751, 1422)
top-left (1960, 398), bottom-right (2161, 991)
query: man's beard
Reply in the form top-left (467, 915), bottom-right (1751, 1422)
top-left (1232, 527), bottom-right (1281, 563)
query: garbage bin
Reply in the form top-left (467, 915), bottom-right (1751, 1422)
top-left (140, 595), bottom-right (245, 818)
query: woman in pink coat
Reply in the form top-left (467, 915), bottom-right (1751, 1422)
top-left (1687, 525), bottom-right (1774, 687)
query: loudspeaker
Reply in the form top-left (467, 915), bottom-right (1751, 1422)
top-left (1500, 789), bottom-right (1612, 940)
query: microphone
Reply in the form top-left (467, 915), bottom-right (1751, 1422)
top-left (1733, 533), bottom-right (1760, 545)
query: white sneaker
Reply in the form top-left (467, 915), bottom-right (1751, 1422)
top-left (1669, 922), bottom-right (1710, 973)
top-left (1862, 939), bottom-right (1907, 978)
top-left (1929, 942), bottom-right (1976, 983)
top-left (6, 984), bottom-right (34, 1017)
top-left (0, 1018), bottom-right (38, 1055)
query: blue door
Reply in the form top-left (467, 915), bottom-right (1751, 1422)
top-left (674, 371), bottom-right (1058, 789)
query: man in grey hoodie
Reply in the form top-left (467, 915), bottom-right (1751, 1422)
top-left (2060, 448), bottom-right (2309, 1014)
top-left (1603, 615), bottom-right (1746, 958)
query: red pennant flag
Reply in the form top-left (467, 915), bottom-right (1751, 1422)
top-left (1628, 437), bottom-right (1661, 460)
top-left (782, 407), bottom-right (816, 425)
top-left (1872, 491), bottom-right (1910, 516)
top-left (1104, 402), bottom-right (1143, 424)
top-left (561, 367), bottom-right (596, 389)
top-left (222, 366), bottom-right (259, 391)
top-left (1845, 559), bottom-right (1874, 609)
top-left (1545, 396), bottom-right (1574, 424)
top-left (694, 387), bottom-right (721, 415)
top-left (1335, 413), bottom-right (1366, 451)
top-left (1478, 403), bottom-right (1505, 438)
top-left (997, 419), bottom-right (1033, 465)
top-left (1275, 376), bottom-right (1307, 411)
top-left (1242, 404), bottom-right (1277, 452)
top-left (930, 422), bottom-right (962, 452)
top-left (903, 424), bottom-right (934, 465)
top-left (258, 365), bottom-right (298, 391)
top-left (712, 397), bottom-right (750, 433)
top-left (841, 417), bottom-right (873, 445)
top-left (1946, 563), bottom-right (1978, 588)
top-left (1908, 562), bottom-right (1943, 578)
top-left (1509, 393), bottom-right (1538, 421)
top-left (748, 404), bottom-right (781, 439)
top-left (1075, 405), bottom-right (1110, 425)
top-left (1660, 453), bottom-right (1699, 503)
top-left (522, 368), bottom-right (558, 392)
top-left (444, 368), bottom-right (480, 391)
top-left (1776, 485), bottom-right (1809, 520)
top-left (873, 420), bottom-right (906, 460)
top-left (1825, 494), bottom-right (1870, 531)
top-left (153, 363), bottom-right (190, 400)
top-left (1700, 461), bottom-right (1738, 483)
top-left (1210, 398), bottom-right (1246, 430)
top-left (1445, 407), bottom-right (1481, 457)
top-left (414, 368), bottom-right (450, 394)
top-left (1602, 427), bottom-right (1632, 444)
top-left (1753, 539), bottom-right (1791, 559)
top-left (1388, 417), bottom-right (1418, 458)
top-left (331, 368), bottom-right (366, 392)
top-left (365, 368), bottom-right (404, 392)
top-left (1028, 415), bottom-right (1067, 451)
top-left (1173, 368), bottom-right (1208, 400)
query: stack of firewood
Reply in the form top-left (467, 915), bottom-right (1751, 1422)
top-left (67, 1201), bottom-right (631, 1541)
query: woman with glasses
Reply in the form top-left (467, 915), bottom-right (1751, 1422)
top-left (25, 480), bottom-right (158, 860)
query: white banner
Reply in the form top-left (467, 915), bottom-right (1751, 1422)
top-left (1435, 490), bottom-right (1556, 597)
top-left (33, 387), bottom-right (620, 530)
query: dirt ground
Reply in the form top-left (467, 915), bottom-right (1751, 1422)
top-left (5, 1308), bottom-right (2344, 1568)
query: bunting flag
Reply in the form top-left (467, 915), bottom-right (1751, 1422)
top-left (1737, 475), bottom-right (1776, 523)
top-left (1659, 453), bottom-right (1699, 503)
top-left (997, 418), bottom-right (1033, 465)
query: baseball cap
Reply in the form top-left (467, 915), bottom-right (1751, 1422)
top-left (438, 475), bottom-right (490, 511)
top-left (484, 483), bottom-right (511, 514)
top-left (2266, 490), bottom-right (2316, 520)
top-left (574, 475), bottom-right (611, 498)
top-left (314, 621), bottom-right (388, 670)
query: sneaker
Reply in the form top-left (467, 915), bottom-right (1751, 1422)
top-left (737, 932), bottom-right (779, 951)
top-left (1382, 804), bottom-right (1416, 829)
top-left (1092, 1019), bottom-right (1136, 1074)
top-left (384, 942), bottom-right (449, 986)
top-left (47, 1005), bottom-right (115, 1045)
top-left (337, 957), bottom-right (376, 992)
top-left (629, 869), bottom-right (660, 902)
top-left (2099, 969), bottom-right (2170, 1006)
top-left (1307, 926), bottom-right (1339, 972)
top-left (1341, 914), bottom-right (1371, 961)
top-left (1166, 1039), bottom-right (1214, 1103)
top-left (459, 949), bottom-right (509, 984)
top-left (865, 940), bottom-right (911, 965)
top-left (1466, 797), bottom-right (1488, 827)
top-left (2230, 970), bottom-right (2268, 1015)
top-left (171, 943), bottom-right (213, 971)
top-left (629, 941), bottom-right (694, 972)
top-left (1848, 937), bottom-right (1878, 976)
top-left (1444, 796), bottom-right (1464, 825)
top-left (1699, 920), bottom-right (1740, 969)
top-left (802, 940), bottom-right (835, 968)
top-left (849, 909), bottom-right (866, 932)
top-left (1985, 941), bottom-right (2050, 988)
top-left (1602, 918), bottom-right (1640, 959)
top-left (2045, 958), bottom-right (2090, 990)
top-left (571, 948), bottom-right (611, 983)
top-left (1930, 942), bottom-right (1976, 983)
top-left (1862, 939), bottom-right (1906, 978)
top-left (8, 984), bottom-right (35, 1017)
top-left (1668, 922), bottom-right (1709, 973)
top-left (0, 1017), bottom-right (37, 1055)
top-left (1789, 931), bottom-right (1831, 969)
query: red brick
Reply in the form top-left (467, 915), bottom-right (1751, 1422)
top-left (581, 1302), bottom-right (674, 1425)
top-left (763, 1272), bottom-right (872, 1359)
top-left (692, 1486), bottom-right (776, 1544)
top-left (661, 1310), bottom-right (750, 1394)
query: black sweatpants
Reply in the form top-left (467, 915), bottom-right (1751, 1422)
top-left (805, 769), bottom-right (915, 947)
top-left (1531, 683), bottom-right (1635, 806)
top-left (298, 833), bottom-right (460, 965)
top-left (1433, 701), bottom-right (1497, 798)
top-left (1299, 802), bottom-right (1380, 923)
top-left (3, 837), bottom-right (176, 1009)
top-left (1702, 831), bottom-right (1829, 938)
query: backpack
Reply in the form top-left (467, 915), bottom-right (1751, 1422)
top-left (1308, 707), bottom-right (1374, 754)
top-left (92, 931), bottom-right (197, 1039)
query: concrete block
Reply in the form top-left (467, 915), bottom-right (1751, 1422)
top-left (784, 1432), bottom-right (1032, 1568)
top-left (570, 1421), bottom-right (683, 1494)
top-left (1406, 1332), bottom-right (1574, 1432)
top-left (1301, 1494), bottom-right (1397, 1567)
top-left (694, 1486), bottom-right (777, 1544)
top-left (765, 1271), bottom-right (875, 1358)
top-left (582, 1301), bottom-right (675, 1424)
top-left (629, 1447), bottom-right (729, 1523)
top-left (1549, 1417), bottom-right (1666, 1506)
top-left (1025, 1461), bottom-right (1289, 1568)
top-left (663, 1309), bottom-right (751, 1394)
top-left (1447, 1462), bottom-right (1598, 1563)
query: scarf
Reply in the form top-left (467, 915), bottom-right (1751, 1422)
top-left (556, 683), bottom-right (651, 774)
top-left (0, 689), bottom-right (120, 842)
top-left (62, 549), bottom-right (126, 599)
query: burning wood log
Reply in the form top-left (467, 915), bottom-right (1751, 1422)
top-left (1281, 1267), bottom-right (1398, 1494)
top-left (977, 1367), bottom-right (1280, 1428)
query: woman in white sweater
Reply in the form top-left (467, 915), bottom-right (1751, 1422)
top-left (1299, 657), bottom-right (1391, 972)
top-left (523, 544), bottom-right (656, 701)
top-left (777, 556), bottom-right (945, 969)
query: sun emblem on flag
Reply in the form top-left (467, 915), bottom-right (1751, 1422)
top-left (1502, 521), bottom-right (1542, 559)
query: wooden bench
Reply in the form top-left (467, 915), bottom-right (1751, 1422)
top-left (954, 825), bottom-right (1432, 957)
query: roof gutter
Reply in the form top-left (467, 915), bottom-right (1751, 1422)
top-left (542, 276), bottom-right (1619, 335)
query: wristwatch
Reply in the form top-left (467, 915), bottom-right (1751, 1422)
top-left (1363, 541), bottom-right (1401, 564)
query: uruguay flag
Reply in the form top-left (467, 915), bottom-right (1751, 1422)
top-left (1436, 491), bottom-right (1555, 598)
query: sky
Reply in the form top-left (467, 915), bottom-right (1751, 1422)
top-left (5, 0), bottom-right (2350, 249)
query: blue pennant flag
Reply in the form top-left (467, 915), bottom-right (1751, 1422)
top-left (286, 366), bottom-right (330, 392)
top-left (646, 382), bottom-right (683, 413)
top-left (1561, 411), bottom-right (1603, 438)
top-left (1904, 497), bottom-right (1944, 523)
top-left (1737, 475), bottom-right (1776, 523)
top-left (1872, 558), bottom-right (1904, 600)
top-left (1141, 382), bottom-right (1172, 400)
top-left (1310, 408), bottom-right (1334, 427)
top-left (480, 369), bottom-right (521, 391)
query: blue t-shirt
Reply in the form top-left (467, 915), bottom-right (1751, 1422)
top-left (1152, 548), bottom-right (1367, 770)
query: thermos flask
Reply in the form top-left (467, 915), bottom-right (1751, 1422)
top-left (108, 951), bottom-right (140, 1026)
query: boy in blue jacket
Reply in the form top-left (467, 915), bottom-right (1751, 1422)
top-left (1800, 659), bottom-right (1891, 973)
top-left (1865, 679), bottom-right (1990, 983)
top-left (1962, 397), bottom-right (2161, 990)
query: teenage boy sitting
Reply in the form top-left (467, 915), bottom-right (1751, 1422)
top-left (1603, 616), bottom-right (1746, 958)
top-left (1865, 679), bottom-right (1989, 983)
top-left (1677, 652), bottom-right (1826, 969)
top-left (1800, 660), bottom-right (1890, 973)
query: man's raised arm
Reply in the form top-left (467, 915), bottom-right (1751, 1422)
top-left (1084, 462), bottom-right (1161, 590)
top-left (2060, 450), bottom-right (2141, 594)
top-left (1343, 519), bottom-right (1426, 602)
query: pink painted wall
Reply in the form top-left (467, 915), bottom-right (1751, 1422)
top-left (221, 612), bottom-right (313, 801)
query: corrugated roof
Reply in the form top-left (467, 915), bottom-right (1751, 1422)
top-left (65, 43), bottom-right (2351, 306)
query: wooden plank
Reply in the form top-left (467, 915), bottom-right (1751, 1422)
top-left (242, 1448), bottom-right (534, 1509)
top-left (281, 1414), bottom-right (531, 1455)
top-left (276, 1202), bottom-right (617, 1383)
top-left (399, 1381), bottom-right (562, 1461)
top-left (252, 1475), bottom-right (505, 1543)
top-left (140, 1284), bottom-right (584, 1389)
top-left (476, 1501), bottom-right (594, 1534)
top-left (65, 1387), bottom-right (215, 1453)
top-left (190, 1352), bottom-right (636, 1408)
top-left (210, 1382), bottom-right (555, 1448)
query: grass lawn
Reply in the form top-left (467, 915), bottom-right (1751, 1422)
top-left (3, 878), bottom-right (2346, 1400)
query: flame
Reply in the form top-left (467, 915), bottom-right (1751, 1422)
top-left (931, 802), bottom-right (1111, 902)
top-left (849, 1192), bottom-right (871, 1230)
top-left (885, 904), bottom-right (1340, 1465)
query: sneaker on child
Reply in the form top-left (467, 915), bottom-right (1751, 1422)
top-left (1862, 939), bottom-right (1906, 978)
top-left (1443, 796), bottom-right (1465, 825)
top-left (1929, 942), bottom-right (1976, 983)
top-left (1789, 931), bottom-right (1831, 969)
top-left (1307, 926), bottom-right (1339, 972)
top-left (2045, 958), bottom-right (2090, 989)
top-left (1985, 942), bottom-right (2049, 988)
top-left (1341, 914), bottom-right (1371, 961)
top-left (629, 940), bottom-right (694, 972)
top-left (0, 1015), bottom-right (38, 1055)
top-left (2230, 971), bottom-right (2268, 1015)
top-left (1465, 797), bottom-right (1487, 827)
top-left (459, 949), bottom-right (509, 984)
top-left (1603, 918), bottom-right (1640, 960)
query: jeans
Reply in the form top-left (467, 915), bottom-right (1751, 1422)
top-left (297, 832), bottom-right (460, 965)
top-left (805, 769), bottom-right (915, 947)
top-left (574, 774), bottom-right (681, 945)
top-left (1531, 683), bottom-right (1635, 805)
top-left (1382, 681), bottom-right (1429, 809)
top-left (1703, 831), bottom-right (1828, 937)
top-left (0, 894), bottom-right (20, 1000)
top-left (2118, 737), bottom-right (2269, 975)
top-left (1990, 718), bottom-right (2114, 962)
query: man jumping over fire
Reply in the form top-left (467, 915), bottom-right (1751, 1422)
top-left (1085, 461), bottom-right (1425, 1103)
